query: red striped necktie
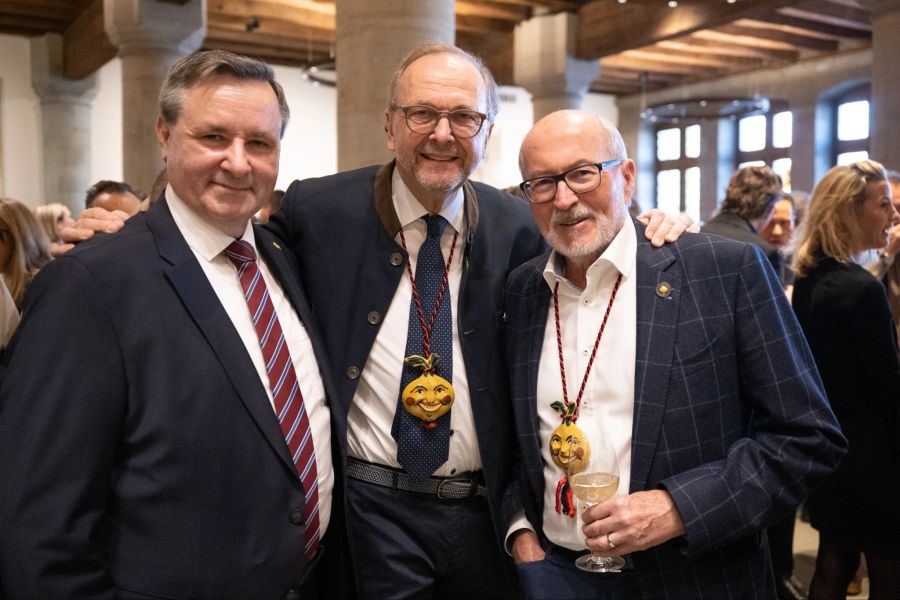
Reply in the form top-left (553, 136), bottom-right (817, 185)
top-left (224, 239), bottom-right (320, 562)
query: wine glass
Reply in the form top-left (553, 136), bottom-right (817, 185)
top-left (569, 432), bottom-right (625, 573)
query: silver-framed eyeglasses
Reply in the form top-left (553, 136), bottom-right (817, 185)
top-left (391, 104), bottom-right (488, 139)
top-left (519, 159), bottom-right (624, 204)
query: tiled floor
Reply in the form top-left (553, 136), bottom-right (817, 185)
top-left (793, 513), bottom-right (869, 599)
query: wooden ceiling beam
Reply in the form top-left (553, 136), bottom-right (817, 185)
top-left (454, 1), bottom-right (530, 21)
top-left (487, 0), bottom-right (580, 11)
top-left (208, 0), bottom-right (335, 32)
top-left (575, 0), bottom-right (794, 59)
top-left (757, 12), bottom-right (870, 38)
top-left (208, 13), bottom-right (334, 43)
top-left (207, 24), bottom-right (333, 53)
top-left (62, 0), bottom-right (116, 80)
top-left (623, 47), bottom-right (762, 70)
top-left (784, 0), bottom-right (870, 28)
top-left (716, 22), bottom-right (840, 50)
top-left (690, 30), bottom-right (803, 57)
top-left (656, 38), bottom-right (797, 62)
top-left (456, 14), bottom-right (517, 33)
top-left (601, 55), bottom-right (718, 76)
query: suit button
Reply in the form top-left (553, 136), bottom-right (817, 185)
top-left (346, 366), bottom-right (360, 380)
top-left (390, 252), bottom-right (404, 267)
top-left (285, 590), bottom-right (300, 600)
top-left (367, 311), bottom-right (382, 325)
top-left (290, 510), bottom-right (303, 525)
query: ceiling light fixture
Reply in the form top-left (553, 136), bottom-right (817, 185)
top-left (668, 1), bottom-right (678, 6)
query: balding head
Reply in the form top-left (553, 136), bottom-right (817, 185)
top-left (519, 110), bottom-right (627, 178)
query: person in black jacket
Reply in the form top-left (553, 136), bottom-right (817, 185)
top-left (702, 165), bottom-right (783, 275)
top-left (791, 159), bottom-right (900, 599)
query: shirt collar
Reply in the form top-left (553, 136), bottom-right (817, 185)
top-left (543, 217), bottom-right (637, 295)
top-left (165, 185), bottom-right (256, 262)
top-left (391, 168), bottom-right (465, 234)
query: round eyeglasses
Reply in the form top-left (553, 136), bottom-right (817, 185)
top-left (391, 105), bottom-right (488, 139)
top-left (519, 159), bottom-right (624, 204)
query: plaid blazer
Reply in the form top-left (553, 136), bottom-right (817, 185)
top-left (502, 220), bottom-right (846, 599)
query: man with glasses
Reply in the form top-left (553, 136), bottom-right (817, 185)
top-left (503, 110), bottom-right (845, 598)
top-left (269, 45), bottom-right (688, 597)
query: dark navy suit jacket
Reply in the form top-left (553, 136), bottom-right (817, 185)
top-left (269, 162), bottom-right (546, 553)
top-left (502, 221), bottom-right (846, 599)
top-left (0, 200), bottom-right (343, 598)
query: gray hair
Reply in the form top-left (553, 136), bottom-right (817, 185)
top-left (386, 42), bottom-right (500, 123)
top-left (159, 49), bottom-right (290, 137)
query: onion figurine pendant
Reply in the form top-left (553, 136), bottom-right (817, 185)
top-left (402, 354), bottom-right (455, 425)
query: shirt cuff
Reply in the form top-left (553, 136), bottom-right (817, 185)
top-left (504, 510), bottom-right (536, 556)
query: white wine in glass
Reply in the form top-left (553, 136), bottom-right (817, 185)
top-left (571, 433), bottom-right (626, 573)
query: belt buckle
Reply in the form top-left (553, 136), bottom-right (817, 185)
top-left (437, 477), bottom-right (474, 500)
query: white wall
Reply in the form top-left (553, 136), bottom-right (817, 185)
top-left (1, 31), bottom-right (618, 206)
top-left (0, 34), bottom-right (42, 205)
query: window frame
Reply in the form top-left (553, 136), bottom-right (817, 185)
top-left (653, 121), bottom-right (701, 216)
top-left (832, 83), bottom-right (870, 165)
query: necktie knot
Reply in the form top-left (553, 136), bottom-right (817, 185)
top-left (424, 214), bottom-right (449, 241)
top-left (224, 239), bottom-right (256, 267)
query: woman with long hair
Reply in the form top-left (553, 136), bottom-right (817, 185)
top-left (0, 199), bottom-right (52, 310)
top-left (792, 160), bottom-right (900, 599)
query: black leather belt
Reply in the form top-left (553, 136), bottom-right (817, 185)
top-left (347, 457), bottom-right (487, 500)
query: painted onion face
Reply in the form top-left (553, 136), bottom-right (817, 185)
top-left (402, 373), bottom-right (454, 422)
top-left (549, 422), bottom-right (591, 475)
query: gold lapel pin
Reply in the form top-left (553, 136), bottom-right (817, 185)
top-left (656, 282), bottom-right (672, 298)
top-left (272, 241), bottom-right (282, 250)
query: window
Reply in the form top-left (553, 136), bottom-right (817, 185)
top-left (654, 123), bottom-right (701, 222)
top-left (833, 84), bottom-right (870, 167)
top-left (735, 103), bottom-right (792, 192)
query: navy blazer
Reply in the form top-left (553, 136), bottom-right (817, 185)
top-left (269, 162), bottom-right (546, 550)
top-left (503, 221), bottom-right (846, 599)
top-left (702, 211), bottom-right (781, 276)
top-left (0, 200), bottom-right (342, 598)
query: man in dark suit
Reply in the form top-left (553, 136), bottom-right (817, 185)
top-left (503, 110), bottom-right (846, 598)
top-left (701, 164), bottom-right (783, 274)
top-left (0, 50), bottom-right (341, 598)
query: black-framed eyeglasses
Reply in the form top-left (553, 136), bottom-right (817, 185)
top-left (519, 159), bottom-right (624, 204)
top-left (391, 104), bottom-right (488, 139)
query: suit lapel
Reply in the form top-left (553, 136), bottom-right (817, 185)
top-left (148, 202), bottom-right (298, 477)
top-left (630, 230), bottom-right (681, 493)
top-left (524, 269), bottom-right (552, 504)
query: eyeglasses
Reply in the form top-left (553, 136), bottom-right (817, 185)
top-left (391, 105), bottom-right (488, 139)
top-left (519, 159), bottom-right (624, 204)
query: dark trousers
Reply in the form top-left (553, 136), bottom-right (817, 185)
top-left (516, 544), bottom-right (640, 600)
top-left (346, 476), bottom-right (513, 599)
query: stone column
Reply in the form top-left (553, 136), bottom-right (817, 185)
top-left (104, 0), bottom-right (205, 193)
top-left (861, 0), bottom-right (900, 170)
top-left (513, 12), bottom-right (599, 123)
top-left (31, 34), bottom-right (98, 212)
top-left (335, 0), bottom-right (454, 171)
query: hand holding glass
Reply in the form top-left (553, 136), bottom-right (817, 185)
top-left (569, 433), bottom-right (625, 573)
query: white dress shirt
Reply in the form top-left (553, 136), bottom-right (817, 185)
top-left (346, 170), bottom-right (481, 476)
top-left (507, 218), bottom-right (637, 552)
top-left (166, 187), bottom-right (333, 534)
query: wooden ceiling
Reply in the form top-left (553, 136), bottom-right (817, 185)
top-left (0, 0), bottom-right (871, 96)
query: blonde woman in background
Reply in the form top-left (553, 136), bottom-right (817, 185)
top-left (34, 202), bottom-right (76, 244)
top-left (791, 160), bottom-right (900, 599)
top-left (0, 199), bottom-right (52, 310)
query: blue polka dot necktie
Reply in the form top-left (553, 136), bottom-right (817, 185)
top-left (391, 214), bottom-right (453, 478)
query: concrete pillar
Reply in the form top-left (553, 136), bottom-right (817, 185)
top-left (513, 12), bottom-right (599, 123)
top-left (104, 0), bottom-right (205, 193)
top-left (31, 34), bottom-right (98, 212)
top-left (860, 0), bottom-right (900, 170)
top-left (335, 0), bottom-right (454, 171)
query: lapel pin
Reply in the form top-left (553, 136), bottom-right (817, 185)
top-left (656, 282), bottom-right (672, 298)
top-left (272, 241), bottom-right (282, 250)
